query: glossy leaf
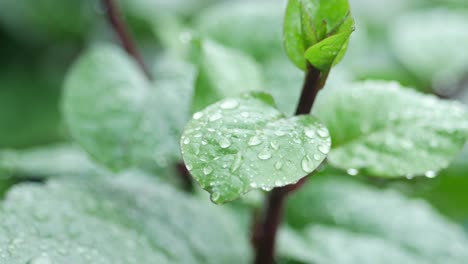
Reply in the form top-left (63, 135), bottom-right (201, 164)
top-left (314, 81), bottom-right (468, 177)
top-left (0, 173), bottom-right (250, 263)
top-left (193, 39), bottom-right (264, 111)
top-left (63, 45), bottom-right (196, 172)
top-left (181, 92), bottom-right (330, 204)
top-left (284, 173), bottom-right (468, 263)
top-left (284, 0), bottom-right (354, 70)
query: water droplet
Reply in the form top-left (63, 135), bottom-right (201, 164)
top-left (313, 153), bottom-right (321, 161)
top-left (186, 164), bottom-right (193, 170)
top-left (270, 141), bottom-right (279, 150)
top-left (275, 162), bottom-right (283, 170)
top-left (258, 148), bottom-right (272, 160)
top-left (27, 255), bottom-right (53, 264)
top-left (305, 129), bottom-right (316, 138)
top-left (275, 130), bottom-right (286, 136)
top-left (183, 137), bottom-right (190, 145)
top-left (241, 112), bottom-right (250, 118)
top-left (209, 112), bottom-right (222, 122)
top-left (406, 174), bottom-right (414, 180)
top-left (318, 144), bottom-right (330, 154)
top-left (218, 137), bottom-right (231, 148)
top-left (347, 168), bottom-right (359, 176)
top-left (317, 127), bottom-right (329, 138)
top-left (301, 155), bottom-right (315, 173)
top-left (250, 182), bottom-right (258, 188)
top-left (211, 192), bottom-right (221, 202)
top-left (201, 140), bottom-right (208, 145)
top-left (274, 180), bottom-right (283, 186)
top-left (248, 135), bottom-right (262, 146)
top-left (425, 170), bottom-right (437, 178)
top-left (231, 152), bottom-right (242, 172)
top-left (193, 112), bottom-right (203, 120)
top-left (203, 166), bottom-right (213, 175)
top-left (261, 186), bottom-right (273, 191)
top-left (220, 99), bottom-right (239, 109)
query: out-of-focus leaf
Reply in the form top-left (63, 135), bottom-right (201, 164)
top-left (283, 173), bottom-right (468, 263)
top-left (63, 45), bottom-right (195, 172)
top-left (389, 9), bottom-right (468, 95)
top-left (0, 144), bottom-right (98, 179)
top-left (0, 173), bottom-right (250, 263)
top-left (195, 0), bottom-right (283, 62)
top-left (193, 39), bottom-right (264, 111)
top-left (314, 80), bottom-right (468, 177)
top-left (283, 0), bottom-right (354, 70)
top-left (181, 92), bottom-right (330, 204)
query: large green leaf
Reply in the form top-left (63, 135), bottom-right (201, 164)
top-left (283, 173), bottom-right (468, 263)
top-left (0, 144), bottom-right (98, 179)
top-left (314, 81), bottom-right (468, 178)
top-left (0, 173), bottom-right (250, 263)
top-left (283, 0), bottom-right (354, 70)
top-left (181, 92), bottom-right (330, 204)
top-left (193, 39), bottom-right (264, 112)
top-left (195, 0), bottom-right (284, 62)
top-left (389, 9), bottom-right (468, 93)
top-left (63, 45), bottom-right (195, 172)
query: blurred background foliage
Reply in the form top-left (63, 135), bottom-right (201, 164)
top-left (0, 0), bottom-right (467, 261)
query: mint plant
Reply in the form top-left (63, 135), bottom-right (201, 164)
top-left (0, 0), bottom-right (468, 263)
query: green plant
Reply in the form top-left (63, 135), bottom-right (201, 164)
top-left (0, 0), bottom-right (468, 263)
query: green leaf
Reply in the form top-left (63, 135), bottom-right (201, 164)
top-left (63, 45), bottom-right (196, 172)
top-left (0, 173), bottom-right (250, 263)
top-left (181, 92), bottom-right (331, 204)
top-left (283, 0), bottom-right (354, 70)
top-left (195, 1), bottom-right (283, 62)
top-left (0, 144), bottom-right (98, 179)
top-left (314, 81), bottom-right (468, 177)
top-left (283, 173), bottom-right (468, 263)
top-left (389, 9), bottom-right (468, 92)
top-left (193, 39), bottom-right (264, 112)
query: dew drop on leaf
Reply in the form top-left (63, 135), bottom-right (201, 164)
top-left (220, 99), bottom-right (239, 109)
top-left (313, 153), bottom-right (321, 161)
top-left (304, 129), bottom-right (316, 138)
top-left (209, 112), bottom-right (223, 122)
top-left (301, 155), bottom-right (315, 173)
top-left (203, 166), bottom-right (213, 175)
top-left (27, 255), bottom-right (53, 264)
top-left (248, 135), bottom-right (262, 146)
top-left (424, 170), bottom-right (437, 178)
top-left (346, 168), bottom-right (359, 176)
top-left (270, 141), bottom-right (279, 150)
top-left (183, 137), bottom-right (190, 145)
top-left (193, 112), bottom-right (204, 120)
top-left (318, 143), bottom-right (330, 154)
top-left (230, 152), bottom-right (242, 172)
top-left (275, 161), bottom-right (283, 170)
top-left (218, 137), bottom-right (231, 148)
top-left (274, 130), bottom-right (286, 136)
top-left (317, 127), bottom-right (329, 138)
top-left (258, 148), bottom-right (272, 160)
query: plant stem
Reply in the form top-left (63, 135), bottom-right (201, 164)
top-left (253, 64), bottom-right (329, 264)
top-left (101, 0), bottom-right (152, 80)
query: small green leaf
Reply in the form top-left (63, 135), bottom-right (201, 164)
top-left (193, 39), bottom-right (264, 111)
top-left (181, 92), bottom-right (330, 204)
top-left (283, 173), bottom-right (468, 263)
top-left (314, 81), bottom-right (468, 177)
top-left (0, 173), bottom-right (250, 263)
top-left (284, 0), bottom-right (354, 70)
top-left (63, 45), bottom-right (196, 172)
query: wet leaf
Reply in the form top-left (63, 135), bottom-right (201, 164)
top-left (283, 173), bottom-right (468, 263)
top-left (0, 173), bottom-right (250, 263)
top-left (314, 81), bottom-right (468, 177)
top-left (181, 92), bottom-right (330, 204)
top-left (63, 45), bottom-right (196, 172)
